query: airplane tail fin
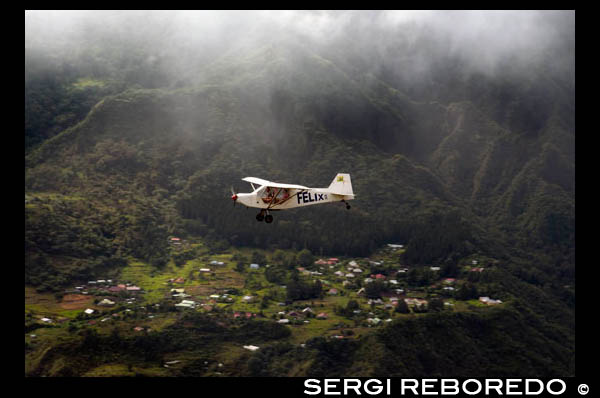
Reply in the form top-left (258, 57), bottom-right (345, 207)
top-left (328, 173), bottom-right (354, 196)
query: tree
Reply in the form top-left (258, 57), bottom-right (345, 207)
top-left (456, 282), bottom-right (478, 301)
top-left (395, 299), bottom-right (410, 314)
top-left (297, 249), bottom-right (314, 267)
top-left (429, 298), bottom-right (444, 312)
top-left (235, 262), bottom-right (245, 273)
top-left (365, 280), bottom-right (385, 299)
top-left (251, 251), bottom-right (266, 265)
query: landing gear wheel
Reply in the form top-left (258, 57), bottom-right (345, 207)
top-left (265, 214), bottom-right (274, 223)
top-left (256, 212), bottom-right (265, 222)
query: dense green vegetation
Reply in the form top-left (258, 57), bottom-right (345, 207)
top-left (25, 11), bottom-right (573, 377)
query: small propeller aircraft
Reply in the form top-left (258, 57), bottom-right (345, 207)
top-left (231, 173), bottom-right (354, 223)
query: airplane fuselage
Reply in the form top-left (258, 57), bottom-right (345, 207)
top-left (236, 188), bottom-right (352, 210)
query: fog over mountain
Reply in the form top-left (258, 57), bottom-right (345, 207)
top-left (26, 10), bottom-right (573, 82)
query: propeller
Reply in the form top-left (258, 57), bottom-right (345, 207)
top-left (231, 186), bottom-right (238, 206)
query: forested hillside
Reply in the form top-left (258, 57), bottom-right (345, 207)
top-left (25, 11), bottom-right (574, 377)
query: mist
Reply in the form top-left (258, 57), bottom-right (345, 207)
top-left (25, 10), bottom-right (574, 88)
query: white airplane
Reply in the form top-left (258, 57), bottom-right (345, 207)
top-left (231, 173), bottom-right (354, 223)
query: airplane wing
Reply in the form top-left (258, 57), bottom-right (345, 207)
top-left (242, 177), bottom-right (309, 190)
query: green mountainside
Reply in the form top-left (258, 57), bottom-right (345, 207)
top-left (25, 11), bottom-right (574, 377)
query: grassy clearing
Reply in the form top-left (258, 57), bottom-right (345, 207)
top-left (25, 287), bottom-right (84, 319)
top-left (82, 363), bottom-right (169, 377)
top-left (72, 78), bottom-right (106, 89)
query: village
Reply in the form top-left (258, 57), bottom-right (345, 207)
top-left (25, 238), bottom-right (509, 375)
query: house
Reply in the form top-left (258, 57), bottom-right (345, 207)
top-left (173, 277), bottom-right (185, 284)
top-left (314, 259), bottom-right (328, 265)
top-left (108, 286), bottom-right (124, 292)
top-left (443, 278), bottom-right (456, 284)
top-left (472, 260), bottom-right (478, 265)
top-left (353, 268), bottom-right (363, 273)
top-left (98, 298), bottom-right (115, 306)
top-left (443, 287), bottom-right (455, 291)
top-left (389, 280), bottom-right (398, 285)
top-left (367, 317), bottom-right (381, 325)
top-left (387, 244), bottom-right (404, 249)
top-left (133, 326), bottom-right (144, 332)
top-left (348, 260), bottom-right (358, 267)
top-left (430, 266), bottom-right (441, 271)
top-left (404, 298), bottom-right (428, 307)
top-left (328, 288), bottom-right (338, 295)
top-left (242, 295), bottom-right (254, 302)
top-left (175, 300), bottom-right (196, 308)
top-left (316, 313), bottom-right (328, 319)
top-left (243, 345), bottom-right (259, 351)
top-left (342, 280), bottom-right (351, 287)
top-left (334, 271), bottom-right (345, 277)
top-left (250, 263), bottom-right (260, 269)
top-left (278, 319), bottom-right (290, 324)
top-left (357, 288), bottom-right (365, 295)
top-left (327, 258), bottom-right (339, 265)
top-left (84, 309), bottom-right (94, 314)
top-left (479, 297), bottom-right (502, 305)
top-left (302, 307), bottom-right (313, 314)
top-left (374, 274), bottom-right (386, 280)
top-left (345, 273), bottom-right (355, 278)
top-left (288, 311), bottom-right (300, 317)
top-left (127, 286), bottom-right (141, 291)
top-left (40, 317), bottom-right (52, 323)
top-left (199, 268), bottom-right (211, 273)
top-left (297, 267), bottom-right (306, 272)
top-left (171, 288), bottom-right (185, 294)
top-left (233, 312), bottom-right (241, 318)
top-left (471, 267), bottom-right (485, 272)
top-left (364, 278), bottom-right (374, 283)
